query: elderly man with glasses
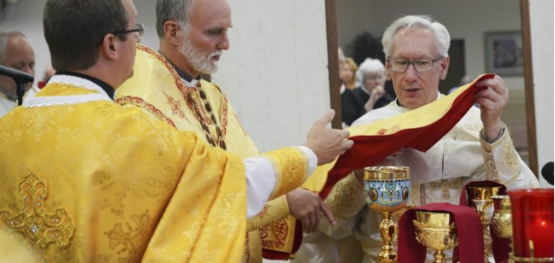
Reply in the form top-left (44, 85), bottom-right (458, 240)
top-left (294, 15), bottom-right (538, 263)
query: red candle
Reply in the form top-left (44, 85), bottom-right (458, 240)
top-left (507, 189), bottom-right (554, 259)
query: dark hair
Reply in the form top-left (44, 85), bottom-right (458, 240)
top-left (156, 0), bottom-right (192, 38)
top-left (44, 0), bottom-right (129, 71)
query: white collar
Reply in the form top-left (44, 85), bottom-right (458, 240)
top-left (181, 77), bottom-right (200, 88)
top-left (22, 75), bottom-right (112, 108)
top-left (394, 91), bottom-right (442, 108)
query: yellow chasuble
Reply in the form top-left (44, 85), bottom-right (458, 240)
top-left (0, 76), bottom-right (250, 262)
top-left (116, 45), bottom-right (308, 262)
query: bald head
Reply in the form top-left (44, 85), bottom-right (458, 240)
top-left (0, 31), bottom-right (35, 97)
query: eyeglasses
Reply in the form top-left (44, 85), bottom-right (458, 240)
top-left (113, 23), bottom-right (145, 37)
top-left (387, 57), bottom-right (443, 72)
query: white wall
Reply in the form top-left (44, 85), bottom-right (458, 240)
top-left (529, 0), bottom-right (554, 188)
top-left (213, 0), bottom-right (330, 153)
top-left (337, 0), bottom-right (524, 91)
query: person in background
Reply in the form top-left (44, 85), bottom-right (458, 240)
top-left (0, 30), bottom-right (35, 117)
top-left (338, 48), bottom-right (366, 127)
top-left (340, 57), bottom-right (358, 90)
top-left (353, 58), bottom-right (394, 112)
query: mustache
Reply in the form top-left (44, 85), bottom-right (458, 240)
top-left (210, 50), bottom-right (222, 57)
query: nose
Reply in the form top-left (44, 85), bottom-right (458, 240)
top-left (217, 32), bottom-right (230, 50)
top-left (22, 65), bottom-right (34, 76)
top-left (404, 63), bottom-right (418, 80)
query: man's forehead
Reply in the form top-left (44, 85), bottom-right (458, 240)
top-left (391, 29), bottom-right (436, 58)
top-left (190, 0), bottom-right (231, 28)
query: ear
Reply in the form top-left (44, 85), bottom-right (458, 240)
top-left (163, 20), bottom-right (181, 46)
top-left (100, 34), bottom-right (120, 61)
top-left (439, 56), bottom-right (450, 80)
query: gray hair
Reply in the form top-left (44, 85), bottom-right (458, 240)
top-left (355, 58), bottom-right (385, 85)
top-left (0, 30), bottom-right (27, 63)
top-left (382, 15), bottom-right (450, 58)
top-left (156, 0), bottom-right (193, 38)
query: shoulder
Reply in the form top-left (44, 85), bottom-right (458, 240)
top-left (352, 103), bottom-right (399, 126)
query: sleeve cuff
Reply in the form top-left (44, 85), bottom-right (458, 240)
top-left (298, 145), bottom-right (317, 176)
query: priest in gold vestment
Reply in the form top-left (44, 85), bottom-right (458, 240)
top-left (115, 0), bottom-right (352, 261)
top-left (0, 0), bottom-right (352, 262)
top-left (295, 15), bottom-right (539, 263)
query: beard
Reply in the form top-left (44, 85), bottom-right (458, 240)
top-left (180, 35), bottom-right (222, 75)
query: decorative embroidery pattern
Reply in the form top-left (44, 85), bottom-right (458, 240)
top-left (105, 211), bottom-right (151, 263)
top-left (0, 174), bottom-right (75, 259)
top-left (259, 218), bottom-right (287, 250)
top-left (115, 96), bottom-right (177, 129)
top-left (137, 44), bottom-right (229, 149)
top-left (164, 92), bottom-right (186, 120)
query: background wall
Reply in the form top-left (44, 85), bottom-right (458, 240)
top-left (213, 0), bottom-right (330, 153)
top-left (529, 0), bottom-right (554, 188)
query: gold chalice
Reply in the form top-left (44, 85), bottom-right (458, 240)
top-left (491, 195), bottom-right (514, 262)
top-left (413, 211), bottom-right (458, 263)
top-left (364, 166), bottom-right (410, 263)
top-left (468, 186), bottom-right (502, 263)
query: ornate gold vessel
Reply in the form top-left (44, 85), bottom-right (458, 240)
top-left (364, 166), bottom-right (410, 263)
top-left (491, 195), bottom-right (514, 263)
top-left (468, 186), bottom-right (502, 262)
top-left (413, 211), bottom-right (458, 263)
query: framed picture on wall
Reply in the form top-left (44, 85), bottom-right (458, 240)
top-left (485, 31), bottom-right (524, 76)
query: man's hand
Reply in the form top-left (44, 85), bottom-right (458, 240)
top-left (474, 75), bottom-right (508, 139)
top-left (286, 188), bottom-right (336, 233)
top-left (305, 109), bottom-right (353, 165)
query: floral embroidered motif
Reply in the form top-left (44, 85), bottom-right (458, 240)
top-left (115, 96), bottom-right (177, 129)
top-left (105, 211), bottom-right (151, 263)
top-left (164, 92), bottom-right (186, 120)
top-left (0, 174), bottom-right (75, 260)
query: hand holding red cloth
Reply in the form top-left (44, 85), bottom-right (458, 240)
top-left (318, 74), bottom-right (494, 200)
top-left (397, 203), bottom-right (484, 263)
top-left (459, 180), bottom-right (511, 263)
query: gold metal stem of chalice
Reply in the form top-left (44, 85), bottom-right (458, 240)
top-left (364, 166), bottom-right (410, 263)
top-left (491, 195), bottom-right (515, 263)
top-left (413, 211), bottom-right (458, 263)
top-left (468, 186), bottom-right (501, 263)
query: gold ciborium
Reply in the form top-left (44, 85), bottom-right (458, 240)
top-left (413, 211), bottom-right (458, 263)
top-left (468, 186), bottom-right (502, 263)
top-left (364, 166), bottom-right (410, 263)
top-left (491, 195), bottom-right (514, 262)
